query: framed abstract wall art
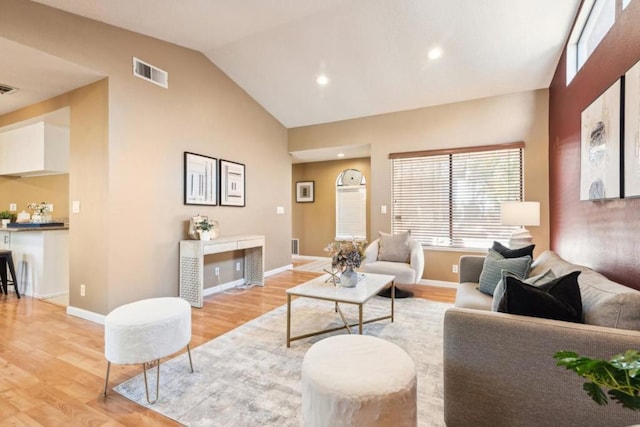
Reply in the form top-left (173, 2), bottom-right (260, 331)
top-left (219, 159), bottom-right (246, 207)
top-left (296, 181), bottom-right (315, 203)
top-left (625, 60), bottom-right (640, 197)
top-left (580, 80), bottom-right (621, 201)
top-left (184, 152), bottom-right (217, 206)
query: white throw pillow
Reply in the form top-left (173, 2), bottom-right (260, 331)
top-left (377, 231), bottom-right (410, 263)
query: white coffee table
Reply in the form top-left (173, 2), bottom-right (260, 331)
top-left (286, 272), bottom-right (395, 347)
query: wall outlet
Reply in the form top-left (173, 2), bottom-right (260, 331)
top-left (46, 203), bottom-right (54, 212)
top-left (9, 203), bottom-right (16, 212)
top-left (381, 205), bottom-right (387, 214)
top-left (80, 284), bottom-right (86, 296)
top-left (452, 264), bottom-right (459, 274)
top-left (72, 201), bottom-right (81, 214)
top-left (236, 262), bottom-right (241, 271)
top-left (215, 267), bottom-right (220, 276)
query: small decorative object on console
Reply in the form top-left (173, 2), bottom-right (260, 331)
top-left (189, 215), bottom-right (219, 241)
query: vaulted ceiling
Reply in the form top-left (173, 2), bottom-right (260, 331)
top-left (6, 0), bottom-right (581, 130)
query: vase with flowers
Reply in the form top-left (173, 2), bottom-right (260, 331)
top-left (27, 202), bottom-right (51, 223)
top-left (325, 239), bottom-right (367, 287)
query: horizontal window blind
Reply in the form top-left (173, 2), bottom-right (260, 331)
top-left (392, 146), bottom-right (523, 249)
top-left (336, 186), bottom-right (367, 240)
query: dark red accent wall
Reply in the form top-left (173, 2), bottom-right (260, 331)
top-left (549, 1), bottom-right (640, 290)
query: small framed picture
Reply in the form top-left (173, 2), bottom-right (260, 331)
top-left (296, 181), bottom-right (315, 203)
top-left (220, 159), bottom-right (246, 207)
top-left (184, 152), bottom-right (217, 206)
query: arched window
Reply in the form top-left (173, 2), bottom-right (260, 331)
top-left (335, 169), bottom-right (366, 240)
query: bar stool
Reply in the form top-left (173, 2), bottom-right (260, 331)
top-left (0, 250), bottom-right (20, 298)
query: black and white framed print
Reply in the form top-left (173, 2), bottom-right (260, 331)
top-left (296, 181), bottom-right (315, 203)
top-left (219, 159), bottom-right (246, 207)
top-left (184, 152), bottom-right (217, 206)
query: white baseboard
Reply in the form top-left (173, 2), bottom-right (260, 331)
top-left (34, 290), bottom-right (68, 299)
top-left (266, 264), bottom-right (293, 276)
top-left (67, 305), bottom-right (106, 325)
top-left (203, 279), bottom-right (246, 296)
top-left (63, 263), bottom-right (307, 324)
top-left (202, 264), bottom-right (293, 296)
top-left (417, 279), bottom-right (458, 289)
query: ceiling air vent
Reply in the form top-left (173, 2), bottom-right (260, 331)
top-left (0, 83), bottom-right (18, 95)
top-left (133, 57), bottom-right (168, 89)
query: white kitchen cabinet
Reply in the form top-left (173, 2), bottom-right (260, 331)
top-left (8, 229), bottom-right (69, 298)
top-left (0, 230), bottom-right (9, 250)
top-left (0, 121), bottom-right (69, 176)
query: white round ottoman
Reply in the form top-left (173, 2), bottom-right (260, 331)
top-left (301, 335), bottom-right (417, 427)
top-left (103, 297), bottom-right (193, 403)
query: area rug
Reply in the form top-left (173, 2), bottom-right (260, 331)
top-left (113, 296), bottom-right (450, 426)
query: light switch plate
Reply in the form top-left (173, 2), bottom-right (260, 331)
top-left (72, 201), bottom-right (81, 214)
top-left (381, 205), bottom-right (387, 214)
top-left (276, 206), bottom-right (285, 214)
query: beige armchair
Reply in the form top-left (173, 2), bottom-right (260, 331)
top-left (361, 238), bottom-right (425, 298)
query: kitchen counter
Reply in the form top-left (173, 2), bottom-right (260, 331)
top-left (2, 225), bottom-right (69, 232)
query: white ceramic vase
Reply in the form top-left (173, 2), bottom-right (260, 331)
top-left (340, 267), bottom-right (358, 287)
top-left (199, 230), bottom-right (211, 241)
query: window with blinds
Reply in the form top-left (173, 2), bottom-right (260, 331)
top-left (391, 144), bottom-right (523, 249)
top-left (336, 186), bottom-right (367, 240)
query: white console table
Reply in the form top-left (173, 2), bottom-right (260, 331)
top-left (179, 234), bottom-right (265, 308)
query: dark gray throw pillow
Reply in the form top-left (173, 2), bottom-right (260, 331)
top-left (497, 271), bottom-right (583, 323)
top-left (478, 249), bottom-right (532, 296)
top-left (491, 241), bottom-right (535, 259)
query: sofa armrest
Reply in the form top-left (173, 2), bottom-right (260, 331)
top-left (443, 307), bottom-right (640, 427)
top-left (458, 255), bottom-right (485, 283)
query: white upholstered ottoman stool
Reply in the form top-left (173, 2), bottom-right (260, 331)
top-left (301, 334), bottom-right (417, 427)
top-left (103, 297), bottom-right (193, 403)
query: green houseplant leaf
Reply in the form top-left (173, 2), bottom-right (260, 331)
top-left (554, 350), bottom-right (640, 411)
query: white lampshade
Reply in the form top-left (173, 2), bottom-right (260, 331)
top-left (501, 201), bottom-right (540, 249)
top-left (501, 201), bottom-right (540, 227)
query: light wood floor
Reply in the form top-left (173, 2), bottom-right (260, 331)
top-left (0, 269), bottom-right (456, 426)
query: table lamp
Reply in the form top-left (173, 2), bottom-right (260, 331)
top-left (500, 201), bottom-right (540, 248)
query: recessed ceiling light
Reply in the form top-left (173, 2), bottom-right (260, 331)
top-left (428, 47), bottom-right (442, 60)
top-left (337, 153), bottom-right (345, 158)
top-left (316, 74), bottom-right (329, 86)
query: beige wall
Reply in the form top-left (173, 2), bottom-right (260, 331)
top-left (0, 174), bottom-right (69, 219)
top-left (289, 90), bottom-right (550, 282)
top-left (2, 1), bottom-right (290, 314)
top-left (292, 158), bottom-right (371, 256)
top-left (1, 80), bottom-right (111, 313)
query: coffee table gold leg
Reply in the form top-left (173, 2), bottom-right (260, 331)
top-left (286, 294), bottom-right (292, 347)
top-left (359, 304), bottom-right (363, 334)
top-left (336, 303), bottom-right (352, 334)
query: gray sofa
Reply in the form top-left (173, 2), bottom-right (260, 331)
top-left (444, 250), bottom-right (640, 427)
